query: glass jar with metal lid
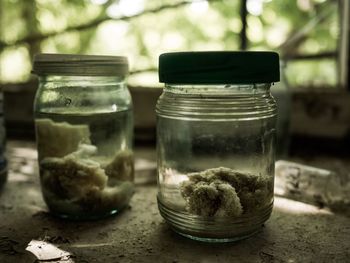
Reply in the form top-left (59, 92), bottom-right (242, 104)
top-left (33, 54), bottom-right (134, 220)
top-left (156, 51), bottom-right (279, 242)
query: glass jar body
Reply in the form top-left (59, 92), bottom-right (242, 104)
top-left (34, 75), bottom-right (134, 220)
top-left (156, 84), bottom-right (276, 242)
top-left (0, 90), bottom-right (7, 190)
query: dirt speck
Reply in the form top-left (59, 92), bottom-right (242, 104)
top-left (259, 251), bottom-right (274, 263)
top-left (45, 235), bottom-right (70, 244)
top-left (0, 237), bottom-right (20, 255)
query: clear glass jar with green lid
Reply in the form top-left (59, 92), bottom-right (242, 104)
top-left (156, 51), bottom-right (279, 242)
top-left (33, 54), bottom-right (134, 220)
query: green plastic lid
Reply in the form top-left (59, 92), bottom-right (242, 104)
top-left (159, 51), bottom-right (280, 84)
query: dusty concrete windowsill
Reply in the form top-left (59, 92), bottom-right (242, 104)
top-left (0, 140), bottom-right (349, 262)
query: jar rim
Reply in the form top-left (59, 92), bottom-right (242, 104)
top-left (32, 53), bottom-right (129, 77)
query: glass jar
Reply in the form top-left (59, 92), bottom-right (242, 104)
top-left (0, 88), bottom-right (7, 190)
top-left (33, 54), bottom-right (134, 220)
top-left (156, 51), bottom-right (279, 242)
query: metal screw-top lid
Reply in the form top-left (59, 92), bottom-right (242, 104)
top-left (159, 51), bottom-right (280, 84)
top-left (32, 54), bottom-right (129, 77)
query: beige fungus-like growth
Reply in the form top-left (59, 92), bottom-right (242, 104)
top-left (36, 119), bottom-right (134, 216)
top-left (180, 167), bottom-right (272, 217)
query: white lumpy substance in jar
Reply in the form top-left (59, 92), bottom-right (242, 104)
top-left (180, 167), bottom-right (272, 218)
top-left (36, 118), bottom-right (134, 217)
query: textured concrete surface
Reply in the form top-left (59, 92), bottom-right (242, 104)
top-left (0, 141), bottom-right (349, 263)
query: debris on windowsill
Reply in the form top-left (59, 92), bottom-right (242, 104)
top-left (26, 239), bottom-right (75, 262)
top-left (275, 160), bottom-right (350, 216)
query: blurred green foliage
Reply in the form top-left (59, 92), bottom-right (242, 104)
top-left (0, 0), bottom-right (339, 87)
